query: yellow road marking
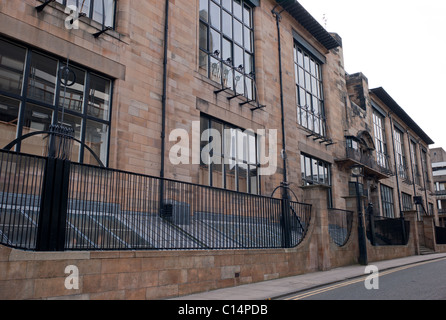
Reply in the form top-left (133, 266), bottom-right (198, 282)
top-left (285, 257), bottom-right (446, 300)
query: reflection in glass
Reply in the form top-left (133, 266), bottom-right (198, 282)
top-left (88, 74), bottom-right (111, 121)
top-left (0, 96), bottom-right (20, 150)
top-left (84, 120), bottom-right (109, 166)
top-left (27, 53), bottom-right (58, 105)
top-left (59, 66), bottom-right (85, 114)
top-left (0, 39), bottom-right (26, 95)
top-left (21, 104), bottom-right (53, 156)
top-left (58, 112), bottom-right (82, 162)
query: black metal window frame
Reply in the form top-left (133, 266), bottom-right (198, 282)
top-left (410, 139), bottom-right (421, 186)
top-left (200, 114), bottom-right (260, 195)
top-left (294, 42), bottom-right (326, 137)
top-left (55, 0), bottom-right (117, 29)
top-left (380, 184), bottom-right (395, 218)
top-left (393, 127), bottom-right (408, 180)
top-left (0, 37), bottom-right (113, 166)
top-left (421, 148), bottom-right (430, 187)
top-left (402, 192), bottom-right (413, 212)
top-left (198, 0), bottom-right (256, 101)
top-left (300, 153), bottom-right (332, 207)
top-left (373, 110), bottom-right (389, 169)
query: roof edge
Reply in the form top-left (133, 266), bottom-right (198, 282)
top-left (274, 0), bottom-right (341, 50)
top-left (370, 87), bottom-right (435, 146)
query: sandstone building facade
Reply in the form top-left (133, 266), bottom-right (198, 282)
top-left (0, 0), bottom-right (438, 232)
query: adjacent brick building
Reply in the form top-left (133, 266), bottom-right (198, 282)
top-left (0, 0), bottom-right (438, 241)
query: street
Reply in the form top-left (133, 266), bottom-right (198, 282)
top-left (282, 258), bottom-right (446, 300)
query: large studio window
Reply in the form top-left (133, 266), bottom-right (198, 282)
top-left (198, 0), bottom-right (255, 101)
top-left (393, 127), bottom-right (408, 180)
top-left (55, 0), bottom-right (116, 28)
top-left (200, 115), bottom-right (259, 195)
top-left (380, 184), bottom-right (395, 218)
top-left (373, 111), bottom-right (389, 170)
top-left (294, 44), bottom-right (325, 136)
top-left (301, 154), bottom-right (332, 207)
top-left (0, 38), bottom-right (112, 166)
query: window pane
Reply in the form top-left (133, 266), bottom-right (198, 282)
top-left (92, 0), bottom-right (115, 27)
top-left (21, 104), bottom-right (54, 156)
top-left (0, 39), bottom-right (26, 95)
top-left (0, 96), bottom-right (20, 150)
top-left (199, 50), bottom-right (209, 77)
top-left (211, 120), bottom-right (223, 156)
top-left (224, 127), bottom-right (237, 160)
top-left (199, 22), bottom-right (208, 50)
top-left (209, 28), bottom-right (221, 54)
top-left (249, 165), bottom-right (257, 194)
top-left (58, 112), bottom-right (82, 162)
top-left (210, 57), bottom-right (222, 83)
top-left (84, 120), bottom-right (109, 166)
top-left (222, 38), bottom-right (232, 63)
top-left (88, 74), bottom-right (111, 121)
top-left (222, 64), bottom-right (233, 89)
top-left (243, 5), bottom-right (251, 27)
top-left (222, 10), bottom-right (232, 37)
top-left (233, 20), bottom-right (243, 45)
top-left (199, 0), bottom-right (209, 22)
top-left (237, 130), bottom-right (247, 162)
top-left (59, 66), bottom-right (85, 114)
top-left (233, 0), bottom-right (242, 20)
top-left (235, 71), bottom-right (244, 95)
top-left (222, 0), bottom-right (232, 11)
top-left (225, 159), bottom-right (236, 191)
top-left (27, 53), bottom-right (58, 105)
top-left (79, 0), bottom-right (91, 17)
top-left (238, 162), bottom-right (248, 193)
top-left (210, 2), bottom-right (221, 30)
top-left (212, 156), bottom-right (223, 188)
top-left (234, 45), bottom-right (243, 68)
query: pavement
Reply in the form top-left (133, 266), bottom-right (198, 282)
top-left (171, 252), bottom-right (446, 300)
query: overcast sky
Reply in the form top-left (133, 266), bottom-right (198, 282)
top-left (297, 0), bottom-right (446, 150)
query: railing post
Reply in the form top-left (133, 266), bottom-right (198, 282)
top-left (36, 125), bottom-right (73, 252)
top-left (367, 203), bottom-right (376, 246)
top-left (280, 183), bottom-right (292, 249)
top-left (36, 158), bottom-right (71, 251)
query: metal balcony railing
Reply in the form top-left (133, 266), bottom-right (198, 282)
top-left (0, 149), bottom-right (312, 251)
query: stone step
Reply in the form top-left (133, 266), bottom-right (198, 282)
top-left (419, 245), bottom-right (436, 255)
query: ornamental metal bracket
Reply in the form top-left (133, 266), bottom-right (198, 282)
top-left (93, 26), bottom-right (113, 38)
top-left (36, 0), bottom-right (55, 12)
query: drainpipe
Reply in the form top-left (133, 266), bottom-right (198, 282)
top-left (272, 6), bottom-right (291, 248)
top-left (406, 131), bottom-right (418, 202)
top-left (389, 113), bottom-right (406, 243)
top-left (159, 0), bottom-right (170, 213)
top-left (161, 0), bottom-right (170, 180)
top-left (418, 142), bottom-right (430, 217)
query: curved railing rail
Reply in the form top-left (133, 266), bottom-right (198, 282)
top-left (328, 208), bottom-right (354, 247)
top-left (0, 149), bottom-right (312, 251)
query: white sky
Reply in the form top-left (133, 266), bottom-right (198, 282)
top-left (297, 0), bottom-right (446, 150)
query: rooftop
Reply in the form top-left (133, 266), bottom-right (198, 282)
top-left (275, 0), bottom-right (341, 50)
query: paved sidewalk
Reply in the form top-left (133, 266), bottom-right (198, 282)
top-left (172, 253), bottom-right (446, 300)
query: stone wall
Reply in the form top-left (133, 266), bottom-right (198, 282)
top-left (0, 186), bottom-right (428, 301)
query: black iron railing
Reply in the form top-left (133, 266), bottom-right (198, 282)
top-left (435, 226), bottom-right (446, 245)
top-left (345, 144), bottom-right (394, 177)
top-left (366, 215), bottom-right (410, 246)
top-left (0, 149), bottom-right (312, 251)
top-left (328, 208), bottom-right (354, 247)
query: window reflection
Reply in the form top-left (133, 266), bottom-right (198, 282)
top-left (0, 39), bottom-right (26, 95)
